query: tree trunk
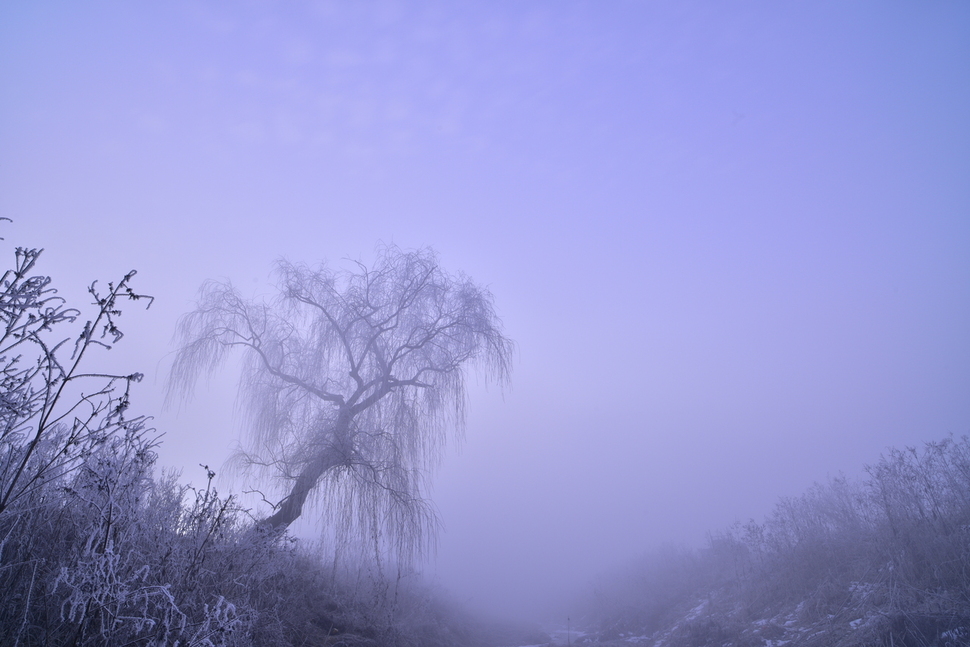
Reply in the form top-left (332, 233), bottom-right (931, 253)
top-left (264, 448), bottom-right (345, 529)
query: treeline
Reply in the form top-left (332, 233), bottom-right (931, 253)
top-left (0, 243), bottom-right (499, 647)
top-left (582, 437), bottom-right (970, 646)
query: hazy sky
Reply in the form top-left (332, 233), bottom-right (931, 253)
top-left (2, 1), bottom-right (968, 621)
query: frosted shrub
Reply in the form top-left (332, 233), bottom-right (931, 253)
top-left (0, 245), bottom-right (152, 519)
top-left (184, 597), bottom-right (243, 647)
top-left (47, 428), bottom-right (237, 647)
top-left (54, 539), bottom-right (186, 643)
top-left (54, 540), bottom-right (245, 647)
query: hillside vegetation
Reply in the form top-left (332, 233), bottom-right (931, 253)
top-left (0, 243), bottom-right (521, 647)
top-left (578, 437), bottom-right (970, 647)
top-left (3, 239), bottom-right (967, 647)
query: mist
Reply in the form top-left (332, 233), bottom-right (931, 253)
top-left (1, 0), bottom-right (968, 638)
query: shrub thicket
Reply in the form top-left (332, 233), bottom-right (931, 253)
top-left (583, 438), bottom-right (970, 646)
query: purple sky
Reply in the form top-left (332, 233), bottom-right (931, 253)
top-left (2, 1), bottom-right (968, 620)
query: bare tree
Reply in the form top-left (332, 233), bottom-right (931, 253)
top-left (168, 246), bottom-right (512, 560)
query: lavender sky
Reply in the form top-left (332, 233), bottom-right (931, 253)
top-left (2, 1), bottom-right (968, 620)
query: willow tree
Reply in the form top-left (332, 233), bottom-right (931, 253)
top-left (168, 246), bottom-right (512, 560)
